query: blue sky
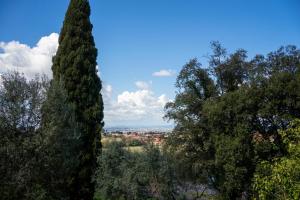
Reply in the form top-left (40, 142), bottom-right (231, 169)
top-left (0, 0), bottom-right (299, 126)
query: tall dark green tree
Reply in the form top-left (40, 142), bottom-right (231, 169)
top-left (51, 0), bottom-right (104, 199)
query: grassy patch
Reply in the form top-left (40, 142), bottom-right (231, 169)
top-left (124, 146), bottom-right (144, 153)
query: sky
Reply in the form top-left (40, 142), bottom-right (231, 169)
top-left (0, 0), bottom-right (299, 127)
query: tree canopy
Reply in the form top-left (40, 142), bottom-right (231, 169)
top-left (165, 44), bottom-right (300, 199)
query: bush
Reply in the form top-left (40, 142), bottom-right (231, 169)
top-left (253, 120), bottom-right (300, 200)
top-left (127, 139), bottom-right (144, 147)
top-left (94, 142), bottom-right (177, 200)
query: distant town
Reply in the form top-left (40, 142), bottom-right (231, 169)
top-left (103, 125), bottom-right (173, 134)
top-left (103, 126), bottom-right (173, 146)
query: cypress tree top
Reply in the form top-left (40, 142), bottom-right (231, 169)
top-left (52, 0), bottom-right (101, 114)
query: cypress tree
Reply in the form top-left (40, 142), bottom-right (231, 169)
top-left (52, 0), bottom-right (103, 199)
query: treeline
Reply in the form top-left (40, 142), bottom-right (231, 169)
top-left (164, 43), bottom-right (300, 199)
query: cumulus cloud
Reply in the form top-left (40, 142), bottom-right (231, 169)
top-left (103, 82), bottom-right (171, 126)
top-left (0, 33), bottom-right (58, 78)
top-left (152, 69), bottom-right (176, 77)
top-left (102, 83), bottom-right (113, 103)
top-left (135, 81), bottom-right (151, 90)
top-left (0, 34), bottom-right (171, 126)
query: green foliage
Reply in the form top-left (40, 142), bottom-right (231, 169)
top-left (253, 120), bottom-right (300, 200)
top-left (95, 142), bottom-right (177, 200)
top-left (165, 58), bottom-right (217, 183)
top-left (39, 80), bottom-right (82, 199)
top-left (51, 0), bottom-right (104, 199)
top-left (1, 2), bottom-right (103, 198)
top-left (0, 72), bottom-right (47, 135)
top-left (0, 72), bottom-right (84, 200)
top-left (165, 44), bottom-right (300, 199)
top-left (127, 139), bottom-right (144, 146)
top-left (209, 41), bottom-right (248, 93)
top-left (95, 142), bottom-right (133, 200)
top-left (0, 72), bottom-right (49, 199)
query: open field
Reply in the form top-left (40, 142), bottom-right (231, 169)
top-left (102, 135), bottom-right (147, 153)
top-left (124, 146), bottom-right (144, 153)
top-left (101, 136), bottom-right (123, 147)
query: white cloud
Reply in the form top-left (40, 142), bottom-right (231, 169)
top-left (158, 94), bottom-right (168, 106)
top-left (102, 83), bottom-right (113, 102)
top-left (152, 69), bottom-right (175, 77)
top-left (0, 34), bottom-right (172, 126)
top-left (0, 33), bottom-right (59, 78)
top-left (105, 84), bottom-right (112, 94)
top-left (135, 81), bottom-right (150, 90)
top-left (103, 82), bottom-right (171, 126)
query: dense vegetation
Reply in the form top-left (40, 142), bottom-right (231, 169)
top-left (253, 120), bottom-right (300, 199)
top-left (165, 43), bottom-right (300, 199)
top-left (0, 0), bottom-right (103, 199)
top-left (0, 0), bottom-right (299, 199)
top-left (94, 142), bottom-right (176, 200)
